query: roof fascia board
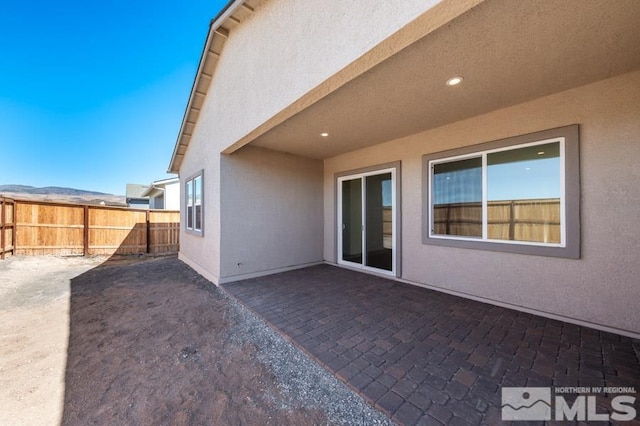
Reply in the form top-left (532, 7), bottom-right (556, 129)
top-left (168, 0), bottom-right (247, 173)
top-left (210, 0), bottom-right (246, 29)
top-left (152, 177), bottom-right (180, 185)
top-left (142, 186), bottom-right (163, 198)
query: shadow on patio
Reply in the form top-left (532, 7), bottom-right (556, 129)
top-left (224, 264), bottom-right (640, 425)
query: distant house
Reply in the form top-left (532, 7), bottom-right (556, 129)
top-left (125, 184), bottom-right (149, 209)
top-left (142, 177), bottom-right (180, 210)
top-left (168, 1), bottom-right (640, 338)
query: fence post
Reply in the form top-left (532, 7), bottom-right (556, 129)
top-left (146, 210), bottom-right (150, 254)
top-left (445, 205), bottom-right (451, 235)
top-left (11, 199), bottom-right (16, 256)
top-left (509, 201), bottom-right (516, 241)
top-left (1, 198), bottom-right (5, 260)
top-left (83, 205), bottom-right (89, 256)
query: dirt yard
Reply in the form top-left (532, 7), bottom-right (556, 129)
top-left (0, 255), bottom-right (391, 426)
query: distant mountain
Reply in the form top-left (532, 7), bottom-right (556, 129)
top-left (0, 185), bottom-right (127, 207)
top-left (0, 184), bottom-right (34, 193)
top-left (0, 185), bottom-right (112, 196)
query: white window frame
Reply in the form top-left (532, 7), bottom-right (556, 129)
top-left (337, 167), bottom-right (397, 277)
top-left (184, 170), bottom-right (204, 236)
top-left (422, 125), bottom-right (580, 259)
top-left (428, 138), bottom-right (566, 247)
top-left (335, 161), bottom-right (403, 278)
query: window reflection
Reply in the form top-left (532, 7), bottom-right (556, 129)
top-left (186, 180), bottom-right (193, 229)
top-left (487, 142), bottom-right (560, 243)
top-left (432, 157), bottom-right (482, 237)
top-left (341, 179), bottom-right (362, 264)
top-left (194, 176), bottom-right (202, 231)
top-left (365, 173), bottom-right (392, 271)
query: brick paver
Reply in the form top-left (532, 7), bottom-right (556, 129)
top-left (224, 264), bottom-right (640, 425)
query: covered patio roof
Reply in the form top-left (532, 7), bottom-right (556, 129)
top-left (169, 0), bottom-right (640, 171)
top-left (242, 0), bottom-right (640, 159)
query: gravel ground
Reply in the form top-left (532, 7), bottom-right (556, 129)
top-left (222, 293), bottom-right (393, 426)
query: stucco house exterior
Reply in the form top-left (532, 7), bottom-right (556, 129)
top-left (169, 0), bottom-right (640, 338)
top-left (125, 184), bottom-right (150, 209)
top-left (142, 177), bottom-right (180, 210)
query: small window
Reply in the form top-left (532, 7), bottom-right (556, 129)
top-left (186, 180), bottom-right (193, 229)
top-left (423, 125), bottom-right (579, 258)
top-left (185, 171), bottom-right (204, 236)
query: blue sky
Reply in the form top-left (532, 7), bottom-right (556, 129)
top-left (0, 0), bottom-right (227, 195)
top-left (433, 155), bottom-right (560, 204)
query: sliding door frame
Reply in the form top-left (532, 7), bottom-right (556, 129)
top-left (335, 161), bottom-right (401, 278)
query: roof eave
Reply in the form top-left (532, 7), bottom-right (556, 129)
top-left (142, 186), bottom-right (164, 198)
top-left (152, 176), bottom-right (180, 186)
top-left (168, 0), bottom-right (253, 174)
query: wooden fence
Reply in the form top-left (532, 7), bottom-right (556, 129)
top-left (433, 198), bottom-right (561, 243)
top-left (1, 198), bottom-right (15, 259)
top-left (0, 197), bottom-right (179, 258)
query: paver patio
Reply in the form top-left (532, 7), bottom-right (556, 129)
top-left (224, 264), bottom-right (640, 425)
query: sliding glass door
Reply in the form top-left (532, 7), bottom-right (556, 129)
top-left (338, 168), bottom-right (396, 275)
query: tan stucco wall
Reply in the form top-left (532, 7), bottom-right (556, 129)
top-left (324, 70), bottom-right (640, 336)
top-left (208, 0), bottom-right (439, 152)
top-left (178, 154), bottom-right (221, 284)
top-left (219, 146), bottom-right (323, 282)
top-left (178, 0), bottom-right (440, 281)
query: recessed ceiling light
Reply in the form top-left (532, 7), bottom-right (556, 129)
top-left (320, 132), bottom-right (329, 137)
top-left (537, 151), bottom-right (545, 155)
top-left (446, 76), bottom-right (463, 86)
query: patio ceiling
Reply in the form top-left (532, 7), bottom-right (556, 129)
top-left (240, 0), bottom-right (640, 159)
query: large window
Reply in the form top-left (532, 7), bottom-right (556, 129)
top-left (185, 171), bottom-right (203, 236)
top-left (423, 125), bottom-right (579, 258)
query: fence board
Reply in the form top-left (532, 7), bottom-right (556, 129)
top-left (435, 199), bottom-right (560, 243)
top-left (89, 208), bottom-right (148, 255)
top-left (1, 198), bottom-right (15, 259)
top-left (148, 211), bottom-right (180, 254)
top-left (15, 202), bottom-right (84, 256)
top-left (1, 198), bottom-right (179, 258)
